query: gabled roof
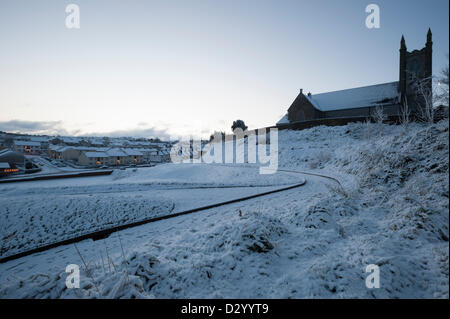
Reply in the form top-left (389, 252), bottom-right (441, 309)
top-left (305, 81), bottom-right (400, 112)
top-left (83, 151), bottom-right (109, 158)
top-left (49, 145), bottom-right (65, 152)
top-left (13, 141), bottom-right (41, 146)
top-left (72, 146), bottom-right (108, 151)
top-left (29, 136), bottom-right (50, 142)
top-left (57, 146), bottom-right (74, 153)
top-left (122, 149), bottom-right (143, 156)
top-left (49, 144), bottom-right (65, 151)
top-left (106, 149), bottom-right (127, 157)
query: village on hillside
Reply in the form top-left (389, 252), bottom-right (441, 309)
top-left (0, 133), bottom-right (173, 178)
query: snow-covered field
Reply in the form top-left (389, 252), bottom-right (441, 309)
top-left (0, 164), bottom-right (300, 257)
top-left (0, 120), bottom-right (448, 298)
top-left (0, 192), bottom-right (174, 256)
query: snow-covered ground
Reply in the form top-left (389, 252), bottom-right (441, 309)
top-left (0, 164), bottom-right (300, 257)
top-left (0, 120), bottom-right (448, 298)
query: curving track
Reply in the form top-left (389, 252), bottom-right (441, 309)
top-left (0, 165), bottom-right (342, 264)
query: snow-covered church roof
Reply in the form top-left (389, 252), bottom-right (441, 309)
top-left (276, 114), bottom-right (289, 125)
top-left (305, 81), bottom-right (400, 112)
top-left (276, 81), bottom-right (401, 125)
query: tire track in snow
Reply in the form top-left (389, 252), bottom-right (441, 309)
top-left (0, 165), bottom-right (342, 264)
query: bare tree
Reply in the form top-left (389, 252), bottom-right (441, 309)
top-left (371, 106), bottom-right (387, 137)
top-left (412, 75), bottom-right (435, 125)
top-left (399, 98), bottom-right (411, 129)
top-left (362, 118), bottom-right (373, 141)
top-left (372, 106), bottom-right (387, 124)
top-left (231, 120), bottom-right (248, 133)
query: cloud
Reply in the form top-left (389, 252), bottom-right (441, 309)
top-left (0, 120), bottom-right (72, 136)
top-left (0, 120), bottom-right (197, 140)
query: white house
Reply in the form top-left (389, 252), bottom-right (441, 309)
top-left (78, 151), bottom-right (109, 166)
top-left (105, 149), bottom-right (128, 165)
top-left (13, 141), bottom-right (41, 155)
top-left (122, 148), bottom-right (144, 164)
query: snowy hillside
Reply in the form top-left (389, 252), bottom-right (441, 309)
top-left (0, 119), bottom-right (448, 298)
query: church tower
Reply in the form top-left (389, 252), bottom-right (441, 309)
top-left (399, 35), bottom-right (407, 102)
top-left (398, 29), bottom-right (433, 109)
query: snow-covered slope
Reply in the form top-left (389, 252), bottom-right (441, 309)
top-left (0, 120), bottom-right (448, 298)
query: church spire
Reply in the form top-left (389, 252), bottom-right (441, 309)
top-left (400, 35), bottom-right (406, 50)
top-left (398, 34), bottom-right (407, 97)
top-left (427, 28), bottom-right (432, 44)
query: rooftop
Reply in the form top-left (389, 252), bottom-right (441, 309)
top-left (13, 141), bottom-right (41, 146)
top-left (83, 152), bottom-right (109, 158)
top-left (122, 149), bottom-right (144, 156)
top-left (106, 149), bottom-right (128, 157)
top-left (305, 81), bottom-right (400, 112)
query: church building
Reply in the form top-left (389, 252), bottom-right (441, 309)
top-left (277, 30), bottom-right (433, 125)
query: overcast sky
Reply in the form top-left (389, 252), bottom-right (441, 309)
top-left (0, 0), bottom-right (448, 139)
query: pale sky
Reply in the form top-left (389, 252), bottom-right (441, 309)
top-left (0, 0), bottom-right (448, 139)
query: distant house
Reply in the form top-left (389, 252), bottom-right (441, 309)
top-left (62, 146), bottom-right (108, 161)
top-left (160, 149), bottom-right (171, 162)
top-left (105, 149), bottom-right (128, 165)
top-left (48, 141), bottom-right (167, 166)
top-left (78, 148), bottom-right (130, 166)
top-left (89, 138), bottom-right (105, 147)
top-left (122, 148), bottom-right (144, 164)
top-left (60, 136), bottom-right (82, 146)
top-left (48, 145), bottom-right (77, 159)
top-left (134, 148), bottom-right (152, 163)
top-left (148, 150), bottom-right (162, 163)
top-left (277, 30), bottom-right (433, 126)
top-left (48, 144), bottom-right (65, 159)
top-left (29, 136), bottom-right (50, 150)
top-left (149, 149), bottom-right (171, 163)
top-left (78, 151), bottom-right (109, 166)
top-left (61, 147), bottom-right (83, 161)
top-left (12, 140), bottom-right (41, 155)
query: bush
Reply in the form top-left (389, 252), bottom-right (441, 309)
top-left (231, 120), bottom-right (248, 133)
